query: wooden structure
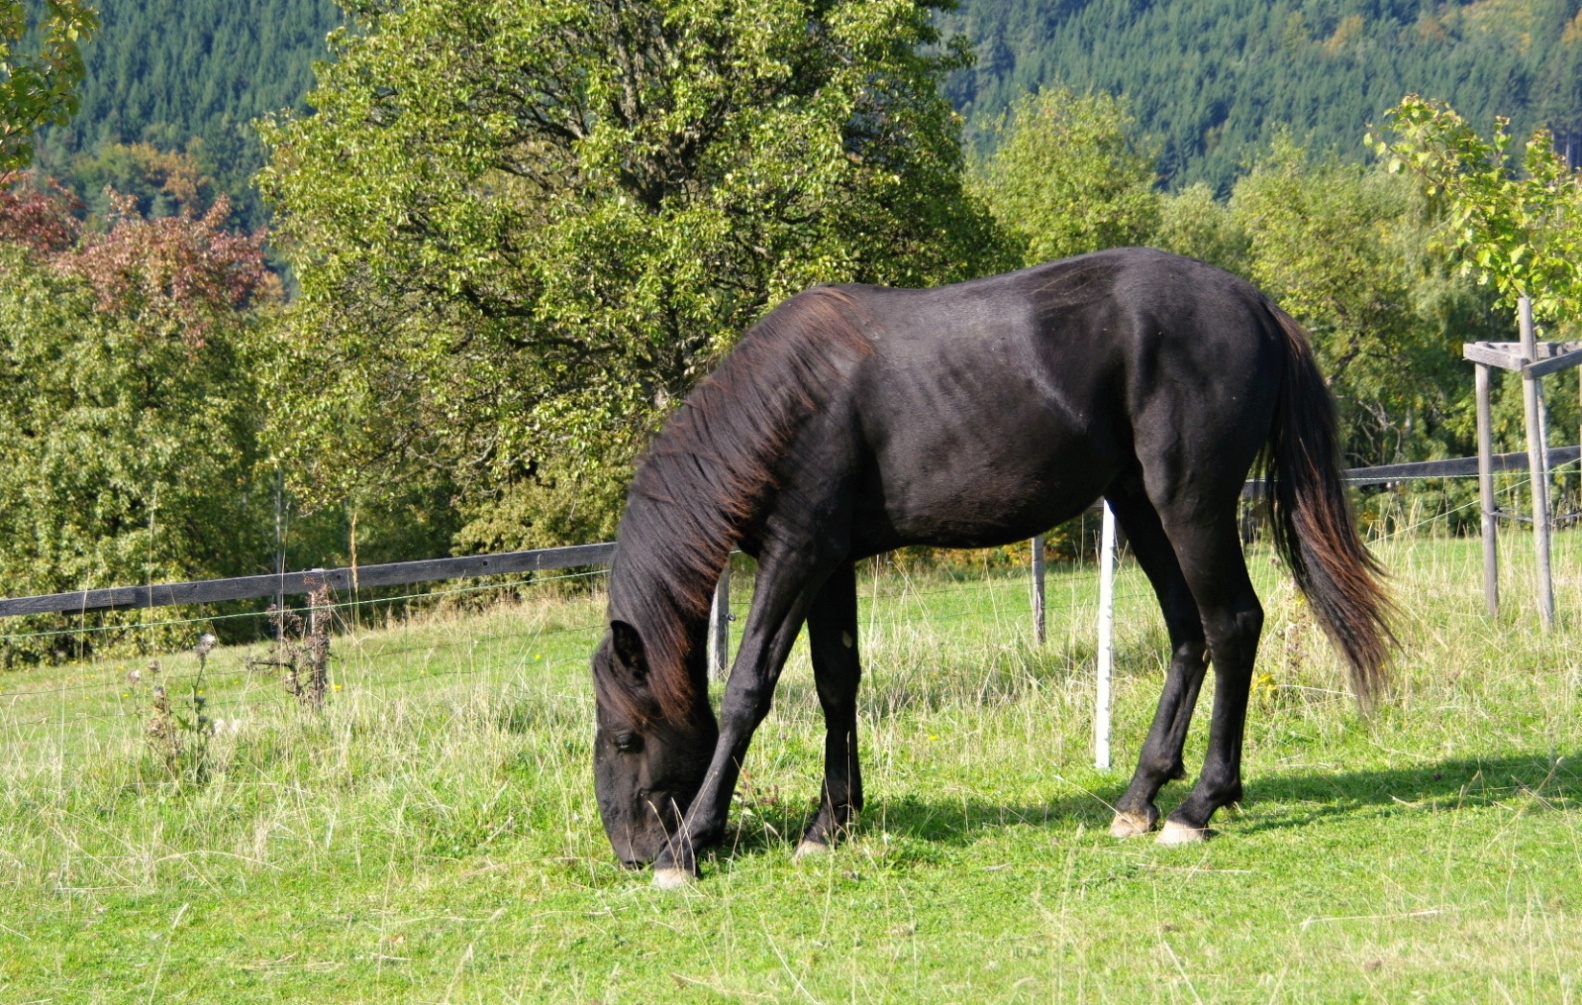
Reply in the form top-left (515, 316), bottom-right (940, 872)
top-left (1463, 296), bottom-right (1582, 627)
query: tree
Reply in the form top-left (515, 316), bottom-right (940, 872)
top-left (0, 0), bottom-right (96, 170)
top-left (57, 191), bottom-right (276, 348)
top-left (0, 178), bottom-right (278, 660)
top-left (1229, 136), bottom-right (1485, 466)
top-left (70, 140), bottom-right (219, 220)
top-left (1149, 181), bottom-right (1249, 276)
top-left (0, 168), bottom-right (78, 252)
top-left (972, 87), bottom-right (1158, 266)
top-left (1369, 94), bottom-right (1582, 324)
top-left (259, 0), bottom-right (1007, 551)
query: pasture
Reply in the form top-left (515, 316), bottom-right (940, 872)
top-left (2, 530), bottom-right (1581, 1002)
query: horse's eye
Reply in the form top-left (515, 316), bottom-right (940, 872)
top-left (614, 732), bottom-right (642, 753)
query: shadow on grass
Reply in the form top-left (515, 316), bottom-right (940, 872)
top-left (720, 750), bottom-right (1581, 860)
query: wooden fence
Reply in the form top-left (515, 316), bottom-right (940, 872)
top-left (1, 446), bottom-right (1574, 621)
top-left (0, 543), bottom-right (615, 619)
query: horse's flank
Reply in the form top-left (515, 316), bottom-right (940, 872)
top-left (598, 287), bottom-right (875, 725)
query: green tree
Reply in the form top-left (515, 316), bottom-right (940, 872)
top-left (1370, 94), bottom-right (1582, 323)
top-left (0, 177), bottom-right (276, 661)
top-left (1151, 181), bottom-right (1250, 275)
top-left (0, 0), bottom-right (96, 169)
top-left (259, 0), bottom-right (1007, 551)
top-left (972, 87), bottom-right (1158, 266)
top-left (1230, 136), bottom-right (1479, 465)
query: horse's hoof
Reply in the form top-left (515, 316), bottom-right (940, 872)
top-left (793, 839), bottom-right (830, 860)
top-left (1109, 811), bottom-right (1155, 838)
top-left (1155, 820), bottom-right (1208, 846)
top-left (652, 867), bottom-right (695, 890)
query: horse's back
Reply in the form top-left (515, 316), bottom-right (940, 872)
top-left (824, 249), bottom-right (1283, 550)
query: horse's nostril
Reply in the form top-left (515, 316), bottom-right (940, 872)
top-left (620, 859), bottom-right (644, 870)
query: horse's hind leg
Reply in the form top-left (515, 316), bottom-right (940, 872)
top-left (1104, 476), bottom-right (1210, 838)
top-left (795, 561), bottom-right (864, 858)
top-left (1151, 506), bottom-right (1264, 845)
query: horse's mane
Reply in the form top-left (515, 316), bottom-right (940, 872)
top-left (599, 286), bottom-right (875, 724)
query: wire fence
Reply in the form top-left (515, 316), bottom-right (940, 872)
top-left (0, 562), bottom-right (1168, 762)
top-left (3, 462), bottom-right (1578, 762)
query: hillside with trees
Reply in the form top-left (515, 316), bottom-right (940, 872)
top-left (33, 0), bottom-right (340, 228)
top-left (25, 0), bottom-right (1582, 216)
top-left (940, 0), bottom-right (1582, 190)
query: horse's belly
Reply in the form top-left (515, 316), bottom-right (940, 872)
top-left (858, 430), bottom-right (1118, 549)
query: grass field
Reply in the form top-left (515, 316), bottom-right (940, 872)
top-left (3, 528), bottom-right (1582, 1003)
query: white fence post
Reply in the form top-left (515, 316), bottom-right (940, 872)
top-left (709, 562), bottom-right (732, 679)
top-left (1095, 501), bottom-right (1117, 770)
top-left (1030, 534), bottom-right (1046, 644)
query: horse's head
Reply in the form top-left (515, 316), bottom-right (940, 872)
top-left (591, 620), bottom-right (717, 867)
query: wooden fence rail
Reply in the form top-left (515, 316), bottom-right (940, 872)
top-left (0, 543), bottom-right (616, 619)
top-left (1341, 444), bottom-right (1579, 486)
top-left (2, 446), bottom-right (1575, 620)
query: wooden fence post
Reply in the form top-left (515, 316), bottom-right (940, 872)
top-left (1031, 535), bottom-right (1046, 645)
top-left (1519, 295), bottom-right (1556, 629)
top-left (274, 466), bottom-right (286, 620)
top-left (1475, 362), bottom-right (1498, 617)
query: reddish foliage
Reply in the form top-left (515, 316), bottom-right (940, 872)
top-left (0, 170), bottom-right (81, 254)
top-left (57, 190), bottom-right (276, 348)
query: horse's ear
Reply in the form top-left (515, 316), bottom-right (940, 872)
top-left (610, 620), bottom-right (648, 682)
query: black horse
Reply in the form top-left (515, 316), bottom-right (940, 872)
top-left (591, 248), bottom-right (1392, 887)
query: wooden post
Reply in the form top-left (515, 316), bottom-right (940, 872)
top-left (274, 466), bottom-right (286, 622)
top-left (348, 503), bottom-right (361, 630)
top-left (1475, 362), bottom-right (1498, 617)
top-left (1031, 534), bottom-right (1046, 645)
top-left (709, 561), bottom-right (732, 679)
top-left (1519, 295), bottom-right (1556, 629)
top-left (1095, 502), bottom-right (1117, 770)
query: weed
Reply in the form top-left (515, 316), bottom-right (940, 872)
top-left (144, 645), bottom-right (213, 782)
top-left (248, 583), bottom-right (333, 708)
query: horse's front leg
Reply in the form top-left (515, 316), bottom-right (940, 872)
top-left (652, 548), bottom-right (834, 888)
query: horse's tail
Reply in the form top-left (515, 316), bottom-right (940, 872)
top-left (1263, 305), bottom-right (1395, 703)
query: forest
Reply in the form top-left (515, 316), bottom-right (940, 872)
top-left (0, 0), bottom-right (1579, 659)
top-left (25, 0), bottom-right (1582, 218)
top-left (32, 0), bottom-right (341, 229)
top-left (940, 0), bottom-right (1582, 191)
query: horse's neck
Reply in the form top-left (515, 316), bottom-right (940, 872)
top-left (608, 512), bottom-right (718, 693)
top-left (613, 490), bottom-right (731, 603)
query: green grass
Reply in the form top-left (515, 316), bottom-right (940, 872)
top-left (3, 530), bottom-right (1582, 1002)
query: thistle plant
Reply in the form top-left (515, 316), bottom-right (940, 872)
top-left (143, 635), bottom-right (214, 781)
